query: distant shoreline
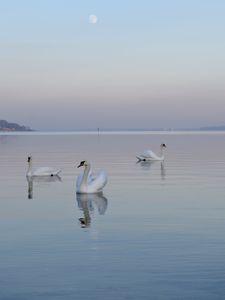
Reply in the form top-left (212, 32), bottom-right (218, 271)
top-left (0, 130), bottom-right (225, 135)
top-left (0, 120), bottom-right (33, 132)
top-left (1, 119), bottom-right (225, 133)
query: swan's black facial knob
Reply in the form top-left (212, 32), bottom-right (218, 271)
top-left (161, 143), bottom-right (166, 148)
top-left (27, 156), bottom-right (31, 162)
top-left (77, 160), bottom-right (86, 168)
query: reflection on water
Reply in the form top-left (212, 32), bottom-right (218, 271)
top-left (27, 175), bottom-right (62, 199)
top-left (137, 160), bottom-right (166, 179)
top-left (76, 193), bottom-right (108, 228)
top-left (160, 162), bottom-right (166, 179)
top-left (1, 133), bottom-right (225, 299)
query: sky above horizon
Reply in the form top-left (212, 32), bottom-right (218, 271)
top-left (1, 0), bottom-right (225, 130)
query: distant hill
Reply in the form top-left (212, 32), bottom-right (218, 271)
top-left (0, 120), bottom-right (33, 131)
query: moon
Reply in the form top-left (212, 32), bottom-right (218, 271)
top-left (89, 14), bottom-right (98, 25)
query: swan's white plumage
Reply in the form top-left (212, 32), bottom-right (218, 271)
top-left (142, 150), bottom-right (160, 160)
top-left (76, 161), bottom-right (107, 194)
top-left (27, 156), bottom-right (61, 177)
top-left (31, 167), bottom-right (61, 176)
top-left (76, 170), bottom-right (94, 187)
top-left (137, 144), bottom-right (166, 161)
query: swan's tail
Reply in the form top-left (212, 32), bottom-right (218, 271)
top-left (54, 169), bottom-right (62, 176)
top-left (136, 156), bottom-right (145, 161)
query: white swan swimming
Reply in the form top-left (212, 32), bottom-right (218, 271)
top-left (136, 143), bottom-right (167, 161)
top-left (76, 160), bottom-right (107, 194)
top-left (26, 156), bottom-right (61, 177)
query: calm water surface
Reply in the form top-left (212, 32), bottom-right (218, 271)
top-left (0, 132), bottom-right (225, 300)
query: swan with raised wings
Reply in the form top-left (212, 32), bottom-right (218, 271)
top-left (76, 160), bottom-right (107, 194)
top-left (136, 143), bottom-right (167, 161)
top-left (26, 156), bottom-right (61, 177)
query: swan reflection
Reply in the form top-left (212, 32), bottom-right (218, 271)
top-left (76, 193), bottom-right (108, 228)
top-left (160, 162), bottom-right (166, 179)
top-left (27, 175), bottom-right (62, 199)
top-left (137, 160), bottom-right (166, 179)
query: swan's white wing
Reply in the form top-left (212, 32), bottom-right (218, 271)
top-left (142, 150), bottom-right (158, 158)
top-left (33, 167), bottom-right (61, 176)
top-left (88, 171), bottom-right (108, 193)
top-left (137, 150), bottom-right (160, 160)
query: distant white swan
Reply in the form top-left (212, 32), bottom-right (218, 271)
top-left (136, 143), bottom-right (167, 161)
top-left (26, 156), bottom-right (61, 177)
top-left (76, 160), bottom-right (107, 194)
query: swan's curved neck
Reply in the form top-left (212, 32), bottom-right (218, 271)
top-left (81, 164), bottom-right (91, 186)
top-left (160, 147), bottom-right (165, 159)
top-left (27, 160), bottom-right (32, 176)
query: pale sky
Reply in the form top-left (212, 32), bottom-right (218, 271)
top-left (1, 0), bottom-right (225, 130)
